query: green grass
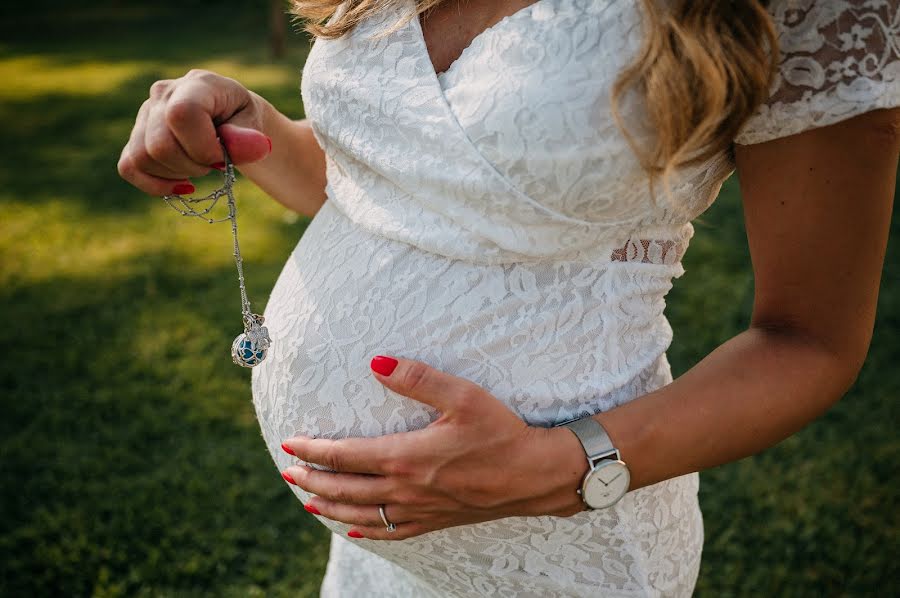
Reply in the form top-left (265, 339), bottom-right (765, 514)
top-left (1, 4), bottom-right (897, 596)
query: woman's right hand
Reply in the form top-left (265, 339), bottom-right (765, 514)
top-left (117, 69), bottom-right (273, 197)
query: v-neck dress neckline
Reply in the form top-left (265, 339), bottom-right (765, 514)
top-left (409, 0), bottom-right (556, 86)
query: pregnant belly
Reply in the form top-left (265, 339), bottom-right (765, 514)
top-left (250, 200), bottom-right (676, 529)
top-left (246, 202), bottom-right (705, 595)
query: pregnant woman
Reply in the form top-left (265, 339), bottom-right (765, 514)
top-left (118, 0), bottom-right (900, 595)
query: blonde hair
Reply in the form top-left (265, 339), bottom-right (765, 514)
top-left (289, 0), bottom-right (778, 188)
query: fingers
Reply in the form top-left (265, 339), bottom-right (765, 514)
top-left (281, 434), bottom-right (415, 475)
top-left (116, 155), bottom-right (192, 197)
top-left (347, 522), bottom-right (433, 541)
top-left (369, 355), bottom-right (482, 414)
top-left (283, 465), bottom-right (396, 505)
top-left (216, 122), bottom-right (271, 165)
top-left (117, 70), bottom-right (272, 198)
top-left (304, 499), bottom-right (414, 528)
top-left (144, 102), bottom-right (215, 179)
top-left (163, 80), bottom-right (227, 167)
top-left (163, 85), bottom-right (270, 166)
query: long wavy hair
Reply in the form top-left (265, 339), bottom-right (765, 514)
top-left (288, 0), bottom-right (778, 187)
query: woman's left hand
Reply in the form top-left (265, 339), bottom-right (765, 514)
top-left (280, 355), bottom-right (589, 540)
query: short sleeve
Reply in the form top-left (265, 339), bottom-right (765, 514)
top-left (734, 0), bottom-right (900, 145)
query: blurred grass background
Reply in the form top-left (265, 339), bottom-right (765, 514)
top-left (0, 2), bottom-right (897, 596)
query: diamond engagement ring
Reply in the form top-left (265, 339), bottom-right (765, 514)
top-left (378, 505), bottom-right (397, 533)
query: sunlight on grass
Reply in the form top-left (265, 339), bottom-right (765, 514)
top-left (170, 59), bottom-right (303, 89)
top-left (0, 56), bottom-right (142, 99)
top-left (0, 183), bottom-right (299, 287)
top-left (0, 55), bottom-right (301, 101)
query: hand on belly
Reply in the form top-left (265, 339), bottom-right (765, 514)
top-left (278, 355), bottom-right (591, 540)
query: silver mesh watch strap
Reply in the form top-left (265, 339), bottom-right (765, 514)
top-left (559, 416), bottom-right (618, 463)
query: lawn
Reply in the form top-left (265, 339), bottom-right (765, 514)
top-left (1, 3), bottom-right (897, 596)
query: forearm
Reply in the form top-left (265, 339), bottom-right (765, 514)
top-left (552, 326), bottom-right (861, 496)
top-left (239, 92), bottom-right (328, 218)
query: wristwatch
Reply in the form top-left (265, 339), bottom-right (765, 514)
top-left (555, 415), bottom-right (630, 509)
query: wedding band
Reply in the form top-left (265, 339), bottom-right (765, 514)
top-left (378, 504), bottom-right (397, 533)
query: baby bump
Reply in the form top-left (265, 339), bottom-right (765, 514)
top-left (252, 205), bottom-right (674, 439)
top-left (249, 203), bottom-right (700, 589)
top-left (250, 200), bottom-right (678, 522)
top-left (251, 203), bottom-right (449, 449)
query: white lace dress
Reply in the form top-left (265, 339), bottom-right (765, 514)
top-left (250, 1), bottom-right (900, 595)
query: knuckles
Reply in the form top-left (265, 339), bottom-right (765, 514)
top-left (398, 361), bottom-right (430, 395)
top-left (149, 79), bottom-right (172, 99)
top-left (164, 100), bottom-right (198, 129)
top-left (184, 68), bottom-right (214, 80)
top-left (328, 484), bottom-right (354, 505)
top-left (452, 385), bottom-right (481, 414)
top-left (383, 454), bottom-right (416, 478)
top-left (116, 155), bottom-right (135, 180)
top-left (320, 443), bottom-right (345, 472)
top-left (144, 135), bottom-right (175, 162)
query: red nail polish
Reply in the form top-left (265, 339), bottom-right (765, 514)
top-left (266, 136), bottom-right (272, 152)
top-left (371, 356), bottom-right (398, 376)
top-left (211, 162), bottom-right (226, 171)
top-left (281, 471), bottom-right (296, 485)
top-left (304, 503), bottom-right (321, 515)
top-left (172, 183), bottom-right (195, 195)
top-left (281, 442), bottom-right (295, 456)
top-left (347, 530), bottom-right (364, 539)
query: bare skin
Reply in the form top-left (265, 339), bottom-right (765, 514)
top-left (118, 2), bottom-right (900, 541)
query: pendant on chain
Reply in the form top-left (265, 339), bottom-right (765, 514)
top-left (161, 140), bottom-right (272, 368)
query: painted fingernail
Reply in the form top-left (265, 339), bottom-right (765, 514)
top-left (281, 442), bottom-right (296, 456)
top-left (304, 503), bottom-right (321, 515)
top-left (211, 162), bottom-right (226, 171)
top-left (172, 183), bottom-right (195, 195)
top-left (371, 355), bottom-right (398, 376)
top-left (281, 471), bottom-right (296, 485)
top-left (266, 136), bottom-right (272, 153)
top-left (347, 530), bottom-right (364, 539)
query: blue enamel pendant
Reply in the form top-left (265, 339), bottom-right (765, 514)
top-left (231, 314), bottom-right (271, 368)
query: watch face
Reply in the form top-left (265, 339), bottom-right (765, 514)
top-left (582, 460), bottom-right (630, 509)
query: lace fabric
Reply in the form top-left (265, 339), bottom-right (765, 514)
top-left (250, 0), bottom-right (900, 595)
top-left (736, 0), bottom-right (900, 144)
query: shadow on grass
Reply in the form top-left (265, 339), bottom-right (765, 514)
top-left (0, 253), bottom-right (330, 597)
top-left (0, 2), bottom-right (313, 65)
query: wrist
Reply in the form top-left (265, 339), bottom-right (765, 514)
top-left (249, 90), bottom-right (280, 140)
top-left (520, 425), bottom-right (591, 518)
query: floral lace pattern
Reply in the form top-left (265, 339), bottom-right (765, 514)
top-left (250, 0), bottom-right (899, 595)
top-left (736, 0), bottom-right (900, 144)
top-left (610, 238), bottom-right (686, 265)
top-left (252, 203), bottom-right (703, 597)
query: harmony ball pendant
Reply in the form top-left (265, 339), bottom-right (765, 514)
top-left (232, 314), bottom-right (272, 368)
top-left (161, 140), bottom-right (274, 368)
top-left (231, 334), bottom-right (266, 367)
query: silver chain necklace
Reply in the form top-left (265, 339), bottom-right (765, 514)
top-left (161, 141), bottom-right (272, 368)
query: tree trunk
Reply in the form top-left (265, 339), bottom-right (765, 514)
top-left (270, 0), bottom-right (286, 59)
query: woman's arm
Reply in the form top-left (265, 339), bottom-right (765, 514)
top-left (240, 93), bottom-right (328, 218)
top-left (277, 108), bottom-right (899, 540)
top-left (586, 107), bottom-right (900, 492)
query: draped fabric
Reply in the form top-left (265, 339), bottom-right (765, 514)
top-left (250, 1), bottom-right (900, 595)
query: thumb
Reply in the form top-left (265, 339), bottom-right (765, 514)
top-left (370, 355), bottom-right (478, 413)
top-left (216, 122), bottom-right (271, 165)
